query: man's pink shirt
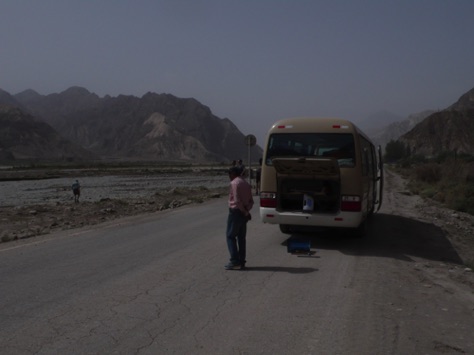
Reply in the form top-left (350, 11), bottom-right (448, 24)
top-left (228, 177), bottom-right (254, 214)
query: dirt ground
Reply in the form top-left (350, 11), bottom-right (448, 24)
top-left (382, 168), bottom-right (474, 268)
top-left (376, 168), bottom-right (474, 302)
top-left (0, 168), bottom-right (230, 243)
top-left (0, 186), bottom-right (229, 243)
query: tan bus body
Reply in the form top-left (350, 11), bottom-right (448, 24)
top-left (259, 117), bottom-right (383, 235)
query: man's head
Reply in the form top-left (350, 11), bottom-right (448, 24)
top-left (228, 166), bottom-right (241, 180)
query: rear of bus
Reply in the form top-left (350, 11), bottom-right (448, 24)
top-left (259, 117), bottom-right (375, 234)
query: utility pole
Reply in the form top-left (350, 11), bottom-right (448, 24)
top-left (245, 134), bottom-right (257, 187)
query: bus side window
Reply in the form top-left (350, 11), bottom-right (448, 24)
top-left (368, 146), bottom-right (376, 177)
top-left (362, 148), bottom-right (368, 176)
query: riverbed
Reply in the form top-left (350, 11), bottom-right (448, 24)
top-left (0, 173), bottom-right (229, 207)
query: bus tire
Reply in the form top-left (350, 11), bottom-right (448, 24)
top-left (279, 224), bottom-right (291, 234)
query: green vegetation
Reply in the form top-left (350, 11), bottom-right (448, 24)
top-left (1, 235), bottom-right (12, 243)
top-left (388, 148), bottom-right (474, 215)
top-left (384, 140), bottom-right (410, 162)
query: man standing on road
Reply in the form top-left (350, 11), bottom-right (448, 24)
top-left (225, 166), bottom-right (254, 270)
top-left (236, 159), bottom-right (245, 177)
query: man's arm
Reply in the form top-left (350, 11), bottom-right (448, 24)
top-left (233, 181), bottom-right (251, 216)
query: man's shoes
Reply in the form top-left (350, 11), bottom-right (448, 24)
top-left (224, 262), bottom-right (242, 270)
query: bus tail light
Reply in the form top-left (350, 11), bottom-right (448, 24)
top-left (341, 195), bottom-right (361, 212)
top-left (260, 192), bottom-right (277, 208)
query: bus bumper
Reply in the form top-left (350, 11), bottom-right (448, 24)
top-left (259, 207), bottom-right (363, 228)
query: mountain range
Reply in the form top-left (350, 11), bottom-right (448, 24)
top-left (368, 110), bottom-right (435, 149)
top-left (1, 85), bottom-right (473, 163)
top-left (398, 87), bottom-right (474, 156)
top-left (0, 87), bottom-right (262, 163)
top-left (362, 86), bottom-right (474, 156)
top-left (0, 104), bottom-right (95, 162)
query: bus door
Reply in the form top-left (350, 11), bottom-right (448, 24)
top-left (376, 145), bottom-right (384, 212)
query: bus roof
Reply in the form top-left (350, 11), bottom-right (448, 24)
top-left (268, 117), bottom-right (373, 144)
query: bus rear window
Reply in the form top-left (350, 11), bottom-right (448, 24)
top-left (265, 133), bottom-right (355, 167)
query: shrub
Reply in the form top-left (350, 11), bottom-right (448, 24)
top-left (447, 184), bottom-right (474, 215)
top-left (414, 163), bottom-right (441, 183)
top-left (420, 186), bottom-right (438, 199)
top-left (400, 158), bottom-right (474, 216)
top-left (384, 140), bottom-right (407, 162)
top-left (1, 235), bottom-right (12, 243)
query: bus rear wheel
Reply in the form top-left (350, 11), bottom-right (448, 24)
top-left (279, 224), bottom-right (291, 234)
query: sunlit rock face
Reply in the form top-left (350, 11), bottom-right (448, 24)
top-left (9, 87), bottom-right (262, 162)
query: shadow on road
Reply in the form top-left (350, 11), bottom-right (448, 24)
top-left (244, 266), bottom-right (318, 274)
top-left (284, 213), bottom-right (464, 264)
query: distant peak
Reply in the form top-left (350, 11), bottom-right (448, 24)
top-left (14, 89), bottom-right (42, 101)
top-left (61, 86), bottom-right (92, 96)
top-left (17, 88), bottom-right (40, 96)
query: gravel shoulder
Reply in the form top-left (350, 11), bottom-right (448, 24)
top-left (382, 168), bottom-right (474, 268)
top-left (378, 168), bottom-right (474, 302)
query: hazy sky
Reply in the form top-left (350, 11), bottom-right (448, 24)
top-left (1, 0), bottom-right (473, 144)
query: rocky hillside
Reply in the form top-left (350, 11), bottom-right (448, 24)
top-left (399, 87), bottom-right (474, 156)
top-left (448, 87), bottom-right (474, 110)
top-left (370, 110), bottom-right (434, 149)
top-left (399, 109), bottom-right (474, 156)
top-left (0, 89), bottom-right (24, 109)
top-left (0, 105), bottom-right (96, 162)
top-left (9, 87), bottom-right (262, 162)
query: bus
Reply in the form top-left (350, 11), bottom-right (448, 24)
top-left (259, 117), bottom-right (383, 236)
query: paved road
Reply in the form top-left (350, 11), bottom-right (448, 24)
top-left (1, 175), bottom-right (473, 354)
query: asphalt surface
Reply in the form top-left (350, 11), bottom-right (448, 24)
top-left (1, 175), bottom-right (473, 354)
